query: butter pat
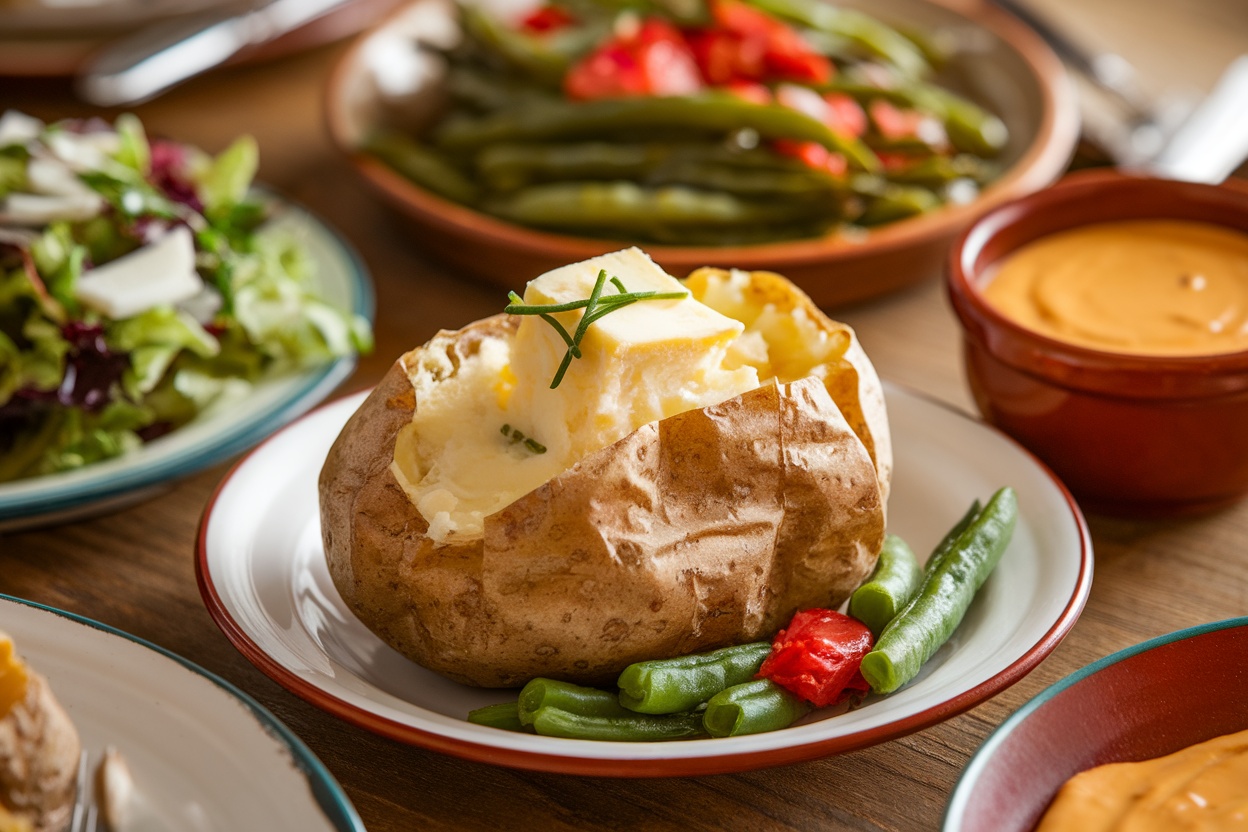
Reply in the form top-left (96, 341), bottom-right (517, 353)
top-left (506, 248), bottom-right (759, 464)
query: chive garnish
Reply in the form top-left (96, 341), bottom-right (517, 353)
top-left (500, 423), bottom-right (546, 454)
top-left (504, 269), bottom-right (687, 389)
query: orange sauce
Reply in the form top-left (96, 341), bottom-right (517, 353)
top-left (982, 220), bottom-right (1248, 356)
top-left (1036, 728), bottom-right (1248, 831)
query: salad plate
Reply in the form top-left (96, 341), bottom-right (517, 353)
top-left (197, 382), bottom-right (1092, 777)
top-left (0, 594), bottom-right (366, 831)
top-left (0, 200), bottom-right (373, 533)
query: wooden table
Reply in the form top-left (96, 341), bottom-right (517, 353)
top-left (2, 3), bottom-right (1246, 829)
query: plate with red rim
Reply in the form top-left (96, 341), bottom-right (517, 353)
top-left (196, 381), bottom-right (1092, 777)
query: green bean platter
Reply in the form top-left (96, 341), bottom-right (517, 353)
top-left (469, 489), bottom-right (1019, 742)
top-left (363, 0), bottom-right (1009, 245)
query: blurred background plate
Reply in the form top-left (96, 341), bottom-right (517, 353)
top-left (197, 382), bottom-right (1092, 777)
top-left (0, 198), bottom-right (374, 532)
top-left (945, 617), bottom-right (1248, 832)
top-left (326, 0), bottom-right (1080, 308)
top-left (0, 0), bottom-right (401, 77)
top-left (0, 594), bottom-right (366, 832)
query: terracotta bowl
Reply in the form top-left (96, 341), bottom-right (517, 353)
top-left (947, 170), bottom-right (1248, 517)
top-left (326, 0), bottom-right (1079, 307)
top-left (944, 617), bottom-right (1248, 832)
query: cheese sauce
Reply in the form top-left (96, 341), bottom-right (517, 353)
top-left (982, 220), bottom-right (1248, 356)
top-left (1036, 728), bottom-right (1248, 831)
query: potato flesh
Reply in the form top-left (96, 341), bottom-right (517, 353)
top-left (394, 249), bottom-right (761, 543)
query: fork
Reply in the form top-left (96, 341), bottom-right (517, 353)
top-left (67, 751), bottom-right (100, 832)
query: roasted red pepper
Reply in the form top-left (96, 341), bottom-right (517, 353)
top-left (520, 4), bottom-right (577, 33)
top-left (704, 0), bottom-right (833, 85)
top-left (772, 140), bottom-right (847, 176)
top-left (564, 18), bottom-right (704, 100)
top-left (758, 608), bottom-right (873, 707)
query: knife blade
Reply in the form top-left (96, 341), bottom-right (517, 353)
top-left (1138, 54), bottom-right (1248, 184)
top-left (77, 0), bottom-right (354, 107)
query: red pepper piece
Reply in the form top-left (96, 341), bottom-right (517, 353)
top-left (685, 28), bottom-right (765, 85)
top-left (520, 4), bottom-right (576, 34)
top-left (564, 19), bottom-right (703, 100)
top-left (772, 140), bottom-right (847, 176)
top-left (823, 92), bottom-right (867, 139)
top-left (710, 0), bottom-right (833, 84)
top-left (724, 79), bottom-right (773, 105)
top-left (758, 608), bottom-right (874, 707)
top-left (867, 98), bottom-right (950, 148)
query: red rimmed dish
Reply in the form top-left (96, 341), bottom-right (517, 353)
top-left (324, 0), bottom-right (1079, 308)
top-left (196, 382), bottom-right (1091, 777)
top-left (944, 617), bottom-right (1248, 832)
top-left (947, 170), bottom-right (1248, 517)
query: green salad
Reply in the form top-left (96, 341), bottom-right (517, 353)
top-left (0, 111), bottom-right (372, 483)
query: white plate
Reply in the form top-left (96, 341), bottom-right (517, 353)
top-left (0, 200), bottom-right (373, 532)
top-left (0, 595), bottom-right (365, 831)
top-left (197, 384), bottom-right (1093, 777)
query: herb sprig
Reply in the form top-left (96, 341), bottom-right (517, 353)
top-left (505, 269), bottom-right (687, 388)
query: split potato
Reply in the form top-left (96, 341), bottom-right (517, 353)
top-left (320, 249), bottom-right (890, 687)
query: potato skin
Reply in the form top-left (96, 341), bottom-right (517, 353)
top-left (321, 283), bottom-right (888, 688)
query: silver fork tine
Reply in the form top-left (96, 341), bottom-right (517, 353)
top-left (68, 750), bottom-right (88, 832)
top-left (68, 749), bottom-right (95, 832)
top-left (82, 803), bottom-right (99, 832)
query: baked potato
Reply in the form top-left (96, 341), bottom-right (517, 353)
top-left (320, 248), bottom-right (890, 687)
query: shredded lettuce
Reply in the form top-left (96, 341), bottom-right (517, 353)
top-left (195, 135), bottom-right (259, 220)
top-left (30, 223), bottom-right (87, 313)
top-left (0, 113), bottom-right (372, 483)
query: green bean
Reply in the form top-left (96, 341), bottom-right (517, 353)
top-left (477, 142), bottom-right (676, 190)
top-left (433, 93), bottom-right (880, 171)
top-left (618, 642), bottom-right (772, 714)
top-left (743, 0), bottom-right (930, 78)
top-left (860, 487), bottom-right (1018, 694)
top-left (460, 6), bottom-right (565, 82)
top-left (530, 706), bottom-right (706, 741)
top-left (476, 141), bottom-right (842, 192)
top-left (466, 702), bottom-right (530, 731)
top-left (363, 132), bottom-right (478, 204)
top-left (445, 66), bottom-right (559, 113)
top-left (702, 679), bottom-right (811, 738)
top-left (517, 678), bottom-right (630, 725)
top-left (486, 181), bottom-right (836, 234)
top-left (855, 181), bottom-right (940, 225)
top-left (930, 88), bottom-right (1009, 157)
top-left (646, 161), bottom-right (843, 198)
top-left (923, 499), bottom-right (982, 575)
top-left (825, 78), bottom-right (1007, 157)
top-left (883, 155), bottom-right (994, 187)
top-left (849, 534), bottom-right (923, 636)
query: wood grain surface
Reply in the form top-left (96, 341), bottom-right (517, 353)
top-left (2, 2), bottom-right (1247, 829)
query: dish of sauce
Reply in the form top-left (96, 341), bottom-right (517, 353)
top-left (1035, 727), bottom-right (1248, 831)
top-left (982, 220), bottom-right (1248, 356)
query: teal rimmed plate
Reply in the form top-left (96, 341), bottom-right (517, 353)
top-left (0, 594), bottom-right (365, 831)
